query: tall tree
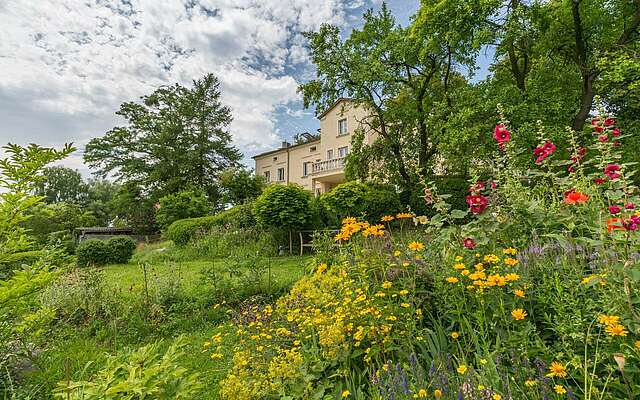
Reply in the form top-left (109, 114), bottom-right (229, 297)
top-left (84, 74), bottom-right (241, 202)
top-left (33, 166), bottom-right (86, 204)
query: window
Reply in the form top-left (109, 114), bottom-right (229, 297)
top-left (338, 146), bottom-right (349, 158)
top-left (327, 149), bottom-right (334, 160)
top-left (338, 118), bottom-right (348, 135)
top-left (264, 171), bottom-right (270, 183)
top-left (273, 156), bottom-right (278, 161)
top-left (277, 167), bottom-right (285, 182)
top-left (309, 146), bottom-right (316, 152)
top-left (302, 161), bottom-right (310, 177)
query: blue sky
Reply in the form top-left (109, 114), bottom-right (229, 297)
top-left (0, 0), bottom-right (494, 174)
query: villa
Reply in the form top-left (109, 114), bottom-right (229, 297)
top-left (252, 98), bottom-right (375, 196)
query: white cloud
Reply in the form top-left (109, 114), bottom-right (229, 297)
top-left (0, 0), bottom-right (382, 174)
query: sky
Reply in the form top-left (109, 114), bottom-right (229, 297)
top-left (0, 0), bottom-right (491, 176)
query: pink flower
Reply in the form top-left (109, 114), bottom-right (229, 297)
top-left (533, 141), bottom-right (556, 164)
top-left (608, 205), bottom-right (621, 214)
top-left (623, 219), bottom-right (638, 231)
top-left (594, 125), bottom-right (604, 133)
top-left (466, 194), bottom-right (489, 215)
top-left (625, 203), bottom-right (635, 210)
top-left (568, 166), bottom-right (575, 173)
top-left (493, 124), bottom-right (511, 149)
top-left (594, 177), bottom-right (606, 185)
top-left (598, 135), bottom-right (608, 143)
top-left (604, 164), bottom-right (621, 180)
top-left (463, 237), bottom-right (476, 249)
top-left (612, 128), bottom-right (620, 137)
top-left (591, 118), bottom-right (599, 126)
top-left (469, 181), bottom-right (485, 194)
top-left (604, 118), bottom-right (615, 127)
top-left (613, 141), bottom-right (621, 147)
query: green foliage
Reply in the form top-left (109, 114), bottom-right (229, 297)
top-left (165, 204), bottom-right (256, 246)
top-left (34, 166), bottom-right (86, 204)
top-left (320, 181), bottom-right (400, 221)
top-left (219, 167), bottom-right (265, 206)
top-left (253, 184), bottom-right (314, 230)
top-left (76, 239), bottom-right (111, 267)
top-left (107, 236), bottom-right (137, 264)
top-left (84, 73), bottom-right (241, 202)
top-left (54, 337), bottom-right (202, 399)
top-left (109, 182), bottom-right (157, 234)
top-left (156, 189), bottom-right (211, 230)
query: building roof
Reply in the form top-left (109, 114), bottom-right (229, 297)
top-left (317, 97), bottom-right (353, 120)
top-left (75, 227), bottom-right (135, 234)
top-left (251, 138), bottom-right (320, 159)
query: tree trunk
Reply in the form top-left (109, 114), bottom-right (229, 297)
top-left (571, 72), bottom-right (596, 131)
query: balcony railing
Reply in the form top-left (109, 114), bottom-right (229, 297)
top-left (312, 157), bottom-right (346, 175)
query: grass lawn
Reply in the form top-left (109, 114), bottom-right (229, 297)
top-left (21, 246), bottom-right (312, 399)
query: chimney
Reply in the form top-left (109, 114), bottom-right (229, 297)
top-left (281, 141), bottom-right (291, 148)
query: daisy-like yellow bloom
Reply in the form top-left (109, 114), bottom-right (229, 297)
top-left (504, 257), bottom-right (519, 266)
top-left (400, 303), bottom-right (410, 308)
top-left (598, 315), bottom-right (621, 326)
top-left (547, 361), bottom-right (567, 378)
top-left (451, 331), bottom-right (460, 339)
top-left (483, 254), bottom-right (500, 264)
top-left (554, 385), bottom-right (567, 395)
top-left (382, 281), bottom-right (392, 289)
top-left (456, 364), bottom-right (467, 375)
top-left (605, 323), bottom-right (628, 337)
top-left (479, 358), bottom-right (487, 365)
top-left (393, 250), bottom-right (401, 257)
top-left (396, 212), bottom-right (414, 219)
top-left (511, 309), bottom-right (527, 320)
top-left (524, 379), bottom-right (536, 387)
top-left (635, 340), bottom-right (640, 349)
top-left (434, 389), bottom-right (442, 399)
top-left (341, 390), bottom-right (351, 398)
top-left (505, 273), bottom-right (520, 282)
top-left (399, 289), bottom-right (409, 296)
top-left (413, 215), bottom-right (429, 225)
top-left (492, 394), bottom-right (502, 400)
top-left (453, 263), bottom-right (466, 270)
top-left (417, 389), bottom-right (427, 398)
top-left (446, 277), bottom-right (459, 284)
top-left (408, 241), bottom-right (425, 251)
top-left (455, 255), bottom-right (463, 261)
top-left (461, 269), bottom-right (470, 276)
top-left (514, 289), bottom-right (525, 298)
top-left (503, 247), bottom-right (517, 255)
top-left (374, 291), bottom-right (386, 297)
top-left (381, 215), bottom-right (395, 222)
top-left (342, 217), bottom-right (357, 225)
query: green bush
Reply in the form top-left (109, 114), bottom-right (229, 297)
top-left (165, 204), bottom-right (256, 246)
top-left (107, 236), bottom-right (137, 264)
top-left (76, 239), bottom-right (111, 267)
top-left (253, 184), bottom-right (315, 231)
top-left (320, 181), bottom-right (400, 221)
top-left (156, 189), bottom-right (211, 230)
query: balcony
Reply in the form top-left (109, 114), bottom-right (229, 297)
top-left (312, 157), bottom-right (346, 175)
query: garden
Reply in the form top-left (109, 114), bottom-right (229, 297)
top-left (2, 1), bottom-right (640, 399)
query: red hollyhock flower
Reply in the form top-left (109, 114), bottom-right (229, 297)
top-left (591, 118), bottom-right (599, 126)
top-left (598, 135), bottom-right (608, 143)
top-left (493, 124), bottom-right (511, 149)
top-left (594, 125), bottom-right (604, 133)
top-left (466, 194), bottom-right (489, 215)
top-left (469, 181), bottom-right (485, 194)
top-left (608, 205), bottom-right (621, 214)
top-left (625, 203), bottom-right (635, 210)
top-left (564, 191), bottom-right (589, 205)
top-left (594, 177), bottom-right (606, 185)
top-left (533, 141), bottom-right (556, 164)
top-left (463, 237), bottom-right (476, 249)
top-left (604, 118), bottom-right (615, 127)
top-left (613, 141), bottom-right (621, 147)
top-left (607, 218), bottom-right (624, 233)
top-left (623, 219), bottom-right (638, 231)
top-left (568, 166), bottom-right (575, 173)
top-left (612, 128), bottom-right (620, 137)
top-left (604, 164), bottom-right (621, 180)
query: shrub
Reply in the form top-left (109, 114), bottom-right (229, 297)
top-left (156, 189), bottom-right (211, 230)
top-left (320, 180), bottom-right (400, 221)
top-left (54, 336), bottom-right (202, 399)
top-left (76, 239), bottom-right (111, 267)
top-left (107, 236), bottom-right (137, 264)
top-left (253, 184), bottom-right (315, 230)
top-left (164, 204), bottom-right (256, 246)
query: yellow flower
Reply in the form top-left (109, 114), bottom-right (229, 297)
top-left (382, 281), bottom-right (393, 289)
top-left (316, 263), bottom-right (327, 274)
top-left (408, 241), bottom-right (425, 251)
top-left (514, 289), bottom-right (525, 298)
top-left (341, 390), bottom-right (351, 398)
top-left (381, 215), bottom-right (395, 222)
top-left (342, 217), bottom-right (357, 225)
top-left (396, 212), bottom-right (414, 219)
top-left (456, 364), bottom-right (467, 375)
top-left (503, 247), bottom-right (517, 255)
top-left (434, 389), bottom-right (442, 398)
top-left (479, 358), bottom-right (487, 365)
top-left (504, 257), bottom-right (519, 266)
top-left (547, 361), bottom-right (567, 378)
top-left (598, 314), bottom-right (621, 326)
top-left (417, 389), bottom-right (427, 398)
top-left (414, 215), bottom-right (429, 225)
top-left (504, 273), bottom-right (520, 281)
top-left (524, 379), bottom-right (536, 387)
top-left (511, 309), bottom-right (527, 321)
top-left (393, 250), bottom-right (401, 257)
top-left (455, 255), bottom-right (463, 261)
top-left (477, 385), bottom-right (485, 390)
top-left (635, 340), bottom-right (640, 349)
top-left (453, 263), bottom-right (466, 270)
top-left (400, 303), bottom-right (410, 308)
top-left (605, 323), bottom-right (628, 337)
top-left (554, 385), bottom-right (567, 395)
top-left (492, 394), bottom-right (502, 400)
top-left (374, 291), bottom-right (386, 297)
top-left (399, 289), bottom-right (409, 296)
top-left (446, 277), bottom-right (459, 284)
top-left (451, 331), bottom-right (460, 339)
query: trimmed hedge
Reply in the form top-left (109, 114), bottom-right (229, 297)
top-left (165, 203), bottom-right (256, 246)
top-left (320, 181), bottom-right (400, 222)
top-left (76, 236), bottom-right (137, 266)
